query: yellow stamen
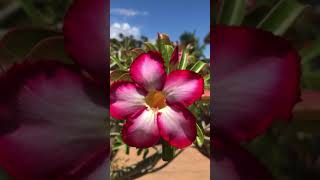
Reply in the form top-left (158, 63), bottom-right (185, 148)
top-left (145, 90), bottom-right (167, 109)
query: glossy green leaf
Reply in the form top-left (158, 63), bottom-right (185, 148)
top-left (18, 0), bottom-right (47, 25)
top-left (166, 45), bottom-right (174, 61)
top-left (0, 43), bottom-right (15, 66)
top-left (204, 74), bottom-right (210, 88)
top-left (137, 148), bottom-right (143, 156)
top-left (162, 141), bottom-right (174, 161)
top-left (125, 145), bottom-right (130, 155)
top-left (257, 0), bottom-right (305, 36)
top-left (218, 0), bottom-right (245, 25)
top-left (110, 70), bottom-right (130, 82)
top-left (112, 142), bottom-right (123, 151)
top-left (158, 38), bottom-right (172, 73)
top-left (196, 123), bottom-right (205, 147)
top-left (303, 72), bottom-right (320, 90)
top-left (143, 42), bottom-right (157, 51)
top-left (0, 168), bottom-right (11, 180)
top-left (111, 55), bottom-right (127, 70)
top-left (1, 28), bottom-right (60, 58)
top-left (143, 149), bottom-right (149, 159)
top-left (190, 60), bottom-right (207, 73)
top-left (26, 36), bottom-right (73, 64)
top-left (300, 38), bottom-right (320, 71)
top-left (130, 48), bottom-right (145, 59)
top-left (178, 48), bottom-right (188, 70)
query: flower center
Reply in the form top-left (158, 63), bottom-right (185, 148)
top-left (145, 90), bottom-right (167, 109)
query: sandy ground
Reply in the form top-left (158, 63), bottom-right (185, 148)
top-left (113, 147), bottom-right (210, 180)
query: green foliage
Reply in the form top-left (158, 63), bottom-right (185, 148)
top-left (1, 28), bottom-right (60, 58)
top-left (257, 0), bottom-right (305, 35)
top-left (179, 32), bottom-right (207, 61)
top-left (178, 48), bottom-right (188, 70)
top-left (19, 0), bottom-right (72, 25)
top-left (196, 123), bottom-right (205, 147)
top-left (217, 0), bottom-right (246, 25)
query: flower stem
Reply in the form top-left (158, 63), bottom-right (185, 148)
top-left (161, 141), bottom-right (174, 161)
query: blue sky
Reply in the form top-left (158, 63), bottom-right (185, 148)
top-left (110, 0), bottom-right (210, 58)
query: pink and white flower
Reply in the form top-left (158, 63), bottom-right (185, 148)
top-left (110, 51), bottom-right (204, 148)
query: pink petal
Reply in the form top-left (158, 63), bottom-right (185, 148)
top-left (163, 70), bottom-right (204, 106)
top-left (130, 51), bottom-right (166, 91)
top-left (83, 156), bottom-right (109, 180)
top-left (63, 146), bottom-right (109, 179)
top-left (213, 26), bottom-right (301, 141)
top-left (110, 81), bottom-right (147, 120)
top-left (63, 0), bottom-right (108, 80)
top-left (157, 105), bottom-right (196, 148)
top-left (212, 136), bottom-right (274, 180)
top-left (122, 108), bottom-right (160, 148)
top-left (0, 61), bottom-right (108, 179)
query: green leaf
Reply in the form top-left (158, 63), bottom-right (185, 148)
top-left (1, 28), bottom-right (60, 58)
top-left (143, 149), bottom-right (149, 159)
top-left (111, 55), bottom-right (127, 70)
top-left (110, 70), bottom-right (130, 82)
top-left (190, 61), bottom-right (207, 73)
top-left (257, 0), bottom-right (305, 36)
top-left (130, 48), bottom-right (145, 59)
top-left (137, 148), bottom-right (143, 156)
top-left (303, 72), bottom-right (320, 90)
top-left (143, 42), bottom-right (157, 51)
top-left (196, 123), bottom-right (205, 147)
top-left (125, 145), bottom-right (130, 155)
top-left (18, 0), bottom-right (48, 25)
top-left (0, 168), bottom-right (11, 180)
top-left (26, 36), bottom-right (73, 64)
top-left (218, 0), bottom-right (246, 25)
top-left (300, 38), bottom-right (320, 71)
top-left (178, 48), bottom-right (188, 70)
top-left (112, 142), bottom-right (123, 151)
top-left (158, 38), bottom-right (172, 73)
top-left (162, 141), bottom-right (174, 161)
top-left (204, 74), bottom-right (210, 88)
top-left (166, 45), bottom-right (174, 61)
top-left (188, 104), bottom-right (197, 113)
top-left (0, 44), bottom-right (15, 66)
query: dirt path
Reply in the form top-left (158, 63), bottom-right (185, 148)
top-left (113, 147), bottom-right (210, 180)
top-left (138, 147), bottom-right (210, 180)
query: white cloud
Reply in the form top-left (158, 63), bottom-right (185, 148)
top-left (111, 8), bottom-right (148, 17)
top-left (110, 22), bottom-right (141, 39)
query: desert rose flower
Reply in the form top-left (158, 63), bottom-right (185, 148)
top-left (211, 26), bottom-right (300, 179)
top-left (0, 0), bottom-right (109, 179)
top-left (0, 0), bottom-right (301, 179)
top-left (110, 51), bottom-right (204, 148)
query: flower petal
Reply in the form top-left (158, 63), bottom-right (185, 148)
top-left (213, 26), bottom-right (301, 141)
top-left (157, 105), bottom-right (196, 148)
top-left (130, 51), bottom-right (166, 91)
top-left (63, 0), bottom-right (108, 80)
top-left (212, 136), bottom-right (274, 180)
top-left (84, 156), bottom-right (109, 180)
top-left (0, 61), bottom-right (108, 179)
top-left (163, 70), bottom-right (204, 106)
top-left (64, 146), bottom-right (110, 179)
top-left (122, 108), bottom-right (160, 148)
top-left (110, 81), bottom-right (147, 120)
